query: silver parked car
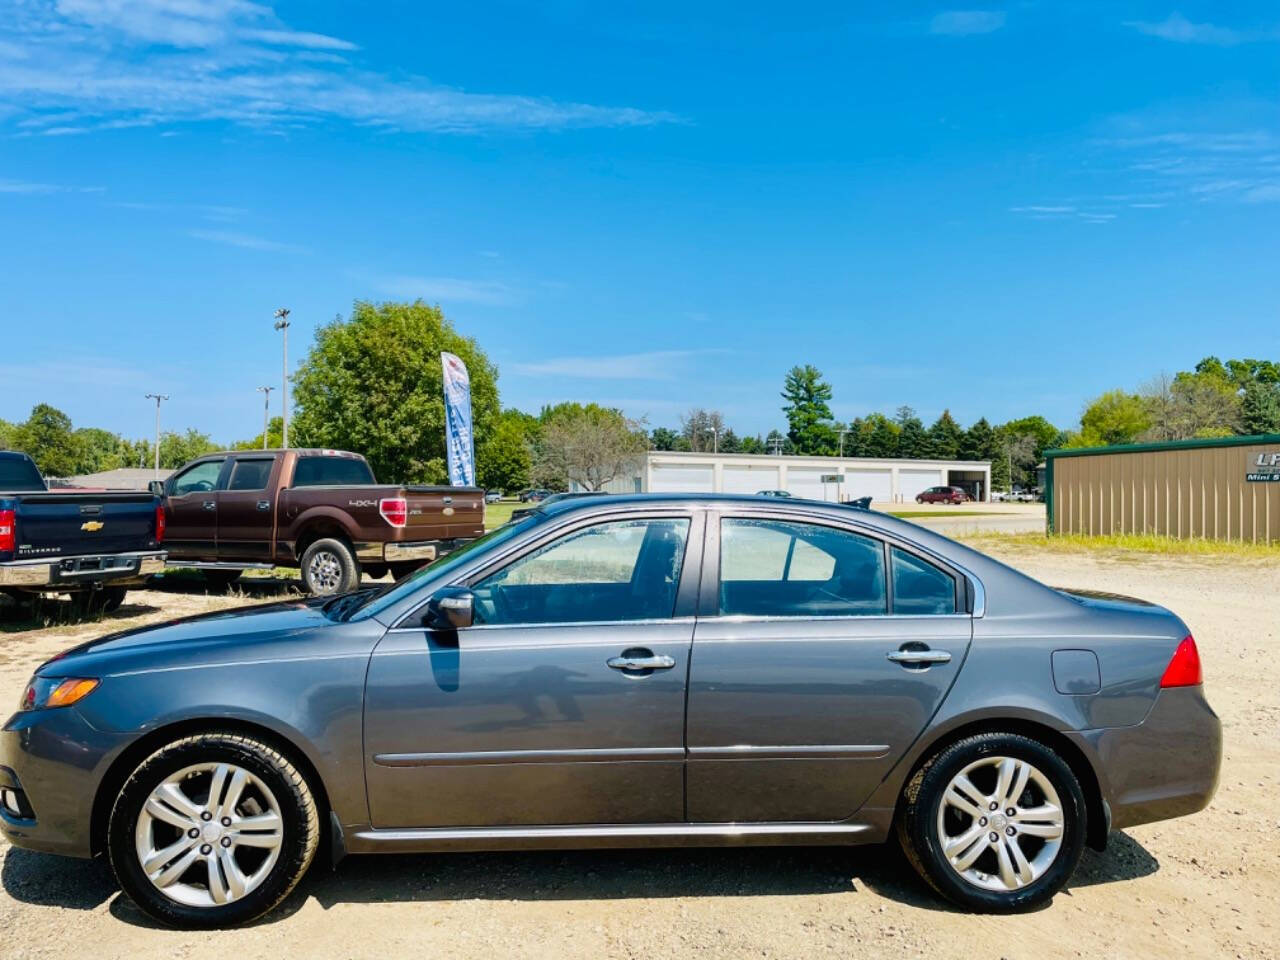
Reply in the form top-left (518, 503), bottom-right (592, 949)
top-left (1, 494), bottom-right (1220, 927)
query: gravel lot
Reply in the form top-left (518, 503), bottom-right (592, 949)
top-left (1, 548), bottom-right (1277, 960)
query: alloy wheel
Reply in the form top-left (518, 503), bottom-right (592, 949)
top-left (134, 762), bottom-right (284, 908)
top-left (936, 755), bottom-right (1065, 893)
top-left (307, 550), bottom-right (343, 594)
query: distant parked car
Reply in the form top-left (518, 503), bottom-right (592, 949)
top-left (916, 486), bottom-right (971, 505)
top-left (991, 490), bottom-right (1010, 503)
top-left (485, 491), bottom-right (502, 504)
top-left (757, 489), bottom-right (793, 498)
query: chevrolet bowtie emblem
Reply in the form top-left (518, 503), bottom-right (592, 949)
top-left (81, 520), bottom-right (105, 532)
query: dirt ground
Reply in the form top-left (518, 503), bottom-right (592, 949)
top-left (1, 550), bottom-right (1277, 960)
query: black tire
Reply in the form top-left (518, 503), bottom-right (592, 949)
top-left (299, 538), bottom-right (360, 595)
top-left (897, 732), bottom-right (1086, 913)
top-left (70, 586), bottom-right (128, 616)
top-left (361, 563), bottom-right (389, 581)
top-left (916, 497), bottom-right (924, 504)
top-left (202, 570), bottom-right (243, 591)
top-left (390, 561), bottom-right (427, 580)
top-left (107, 731), bottom-right (320, 929)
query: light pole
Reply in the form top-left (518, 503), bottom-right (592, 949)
top-left (256, 385), bottom-right (274, 449)
top-left (838, 429), bottom-right (850, 458)
top-left (273, 308), bottom-right (291, 449)
top-left (709, 427), bottom-right (718, 454)
top-left (144, 393), bottom-right (168, 478)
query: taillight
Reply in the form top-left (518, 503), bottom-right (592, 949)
top-left (379, 497), bottom-right (408, 528)
top-left (155, 504), bottom-right (166, 544)
top-left (0, 508), bottom-right (14, 553)
top-left (1160, 635), bottom-right (1203, 688)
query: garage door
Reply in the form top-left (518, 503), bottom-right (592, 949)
top-left (844, 469), bottom-right (892, 502)
top-left (787, 468), bottom-right (838, 501)
top-left (722, 465), bottom-right (781, 494)
top-left (649, 464), bottom-right (714, 493)
top-left (899, 469), bottom-right (945, 501)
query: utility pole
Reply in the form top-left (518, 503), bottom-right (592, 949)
top-left (256, 385), bottom-right (274, 449)
top-left (273, 308), bottom-right (291, 449)
top-left (144, 393), bottom-right (168, 478)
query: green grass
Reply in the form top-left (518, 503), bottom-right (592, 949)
top-left (888, 510), bottom-right (1004, 519)
top-left (958, 530), bottom-right (1280, 560)
top-left (485, 499), bottom-right (529, 530)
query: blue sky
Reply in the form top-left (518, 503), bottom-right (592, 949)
top-left (1, 1), bottom-right (1278, 444)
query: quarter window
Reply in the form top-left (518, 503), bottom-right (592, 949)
top-left (718, 518), bottom-right (886, 617)
top-left (891, 546), bottom-right (958, 615)
top-left (170, 460), bottom-right (223, 496)
top-left (471, 518), bottom-right (690, 626)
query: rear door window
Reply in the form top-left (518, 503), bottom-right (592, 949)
top-left (718, 518), bottom-right (886, 617)
top-left (227, 458), bottom-right (275, 491)
top-left (291, 456), bottom-right (375, 486)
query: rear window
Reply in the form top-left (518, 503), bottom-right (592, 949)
top-left (291, 456), bottom-right (375, 487)
top-left (0, 456), bottom-right (45, 491)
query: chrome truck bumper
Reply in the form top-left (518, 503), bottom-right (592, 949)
top-left (355, 540), bottom-right (470, 564)
top-left (0, 552), bottom-right (166, 589)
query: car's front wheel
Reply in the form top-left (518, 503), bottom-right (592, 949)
top-left (897, 732), bottom-right (1086, 912)
top-left (107, 731), bottom-right (320, 928)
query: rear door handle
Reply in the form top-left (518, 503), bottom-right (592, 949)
top-left (202, 500), bottom-right (216, 511)
top-left (887, 649), bottom-right (952, 666)
top-left (608, 655), bottom-right (676, 671)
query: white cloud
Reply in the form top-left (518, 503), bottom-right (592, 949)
top-left (929, 10), bottom-right (1006, 36)
top-left (370, 274), bottom-right (516, 306)
top-left (188, 228), bottom-right (302, 252)
top-left (0, 0), bottom-right (677, 136)
top-left (511, 350), bottom-right (720, 380)
top-left (1124, 13), bottom-right (1253, 46)
top-left (0, 177), bottom-right (101, 193)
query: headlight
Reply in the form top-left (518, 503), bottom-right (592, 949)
top-left (19, 677), bottom-right (99, 711)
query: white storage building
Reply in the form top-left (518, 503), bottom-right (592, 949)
top-left (579, 451), bottom-right (992, 503)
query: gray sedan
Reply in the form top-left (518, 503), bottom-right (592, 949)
top-left (1, 494), bottom-right (1220, 927)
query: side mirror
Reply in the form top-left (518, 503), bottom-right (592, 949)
top-left (148, 480), bottom-right (166, 497)
top-left (423, 587), bottom-right (474, 631)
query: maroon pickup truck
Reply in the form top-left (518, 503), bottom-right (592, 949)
top-left (157, 449), bottom-right (484, 594)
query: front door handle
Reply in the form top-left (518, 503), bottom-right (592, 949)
top-left (202, 500), bottom-right (216, 511)
top-left (256, 500), bottom-right (271, 511)
top-left (887, 648), bottom-right (952, 666)
top-left (607, 653), bottom-right (676, 672)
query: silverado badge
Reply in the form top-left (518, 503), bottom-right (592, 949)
top-left (80, 520), bottom-right (105, 532)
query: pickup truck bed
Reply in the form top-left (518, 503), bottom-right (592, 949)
top-left (0, 452), bottom-right (166, 607)
top-left (161, 449), bottom-right (484, 595)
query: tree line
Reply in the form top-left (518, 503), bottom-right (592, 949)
top-left (3, 300), bottom-right (1274, 494)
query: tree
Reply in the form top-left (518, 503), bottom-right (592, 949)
top-left (1242, 381), bottom-right (1280, 435)
top-left (961, 417), bottom-right (996, 461)
top-left (927, 409), bottom-right (964, 460)
top-left (477, 409), bottom-right (535, 493)
top-left (860, 413), bottom-right (899, 458)
top-left (781, 365), bottom-right (838, 455)
top-left (997, 430), bottom-right (1038, 490)
top-left (73, 427), bottom-right (132, 473)
top-left (680, 408), bottom-right (728, 452)
top-left (0, 417), bottom-right (13, 450)
top-left (738, 433), bottom-right (766, 454)
top-left (233, 416), bottom-right (285, 451)
top-left (1142, 370), bottom-right (1240, 440)
top-left (158, 429), bottom-right (218, 468)
top-left (1068, 391), bottom-right (1149, 448)
top-left (532, 403), bottom-right (647, 491)
top-left (894, 406), bottom-right (931, 459)
top-left (763, 428), bottom-right (794, 455)
top-left (649, 427), bottom-right (683, 451)
top-left (10, 404), bottom-right (82, 477)
top-left (292, 300), bottom-right (499, 484)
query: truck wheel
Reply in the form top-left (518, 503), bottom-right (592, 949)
top-left (71, 586), bottom-right (128, 616)
top-left (300, 539), bottom-right (359, 595)
top-left (202, 570), bottom-right (243, 591)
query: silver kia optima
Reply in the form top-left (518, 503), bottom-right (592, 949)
top-left (1, 495), bottom-right (1221, 927)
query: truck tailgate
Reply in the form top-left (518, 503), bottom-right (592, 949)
top-left (11, 493), bottom-right (158, 560)
top-left (405, 487), bottom-right (485, 540)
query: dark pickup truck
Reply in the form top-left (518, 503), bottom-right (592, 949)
top-left (158, 448), bottom-right (485, 594)
top-left (0, 451), bottom-right (166, 612)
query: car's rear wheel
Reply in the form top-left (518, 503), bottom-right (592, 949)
top-left (299, 538), bottom-right (359, 595)
top-left (107, 731), bottom-right (320, 929)
top-left (897, 732), bottom-right (1086, 912)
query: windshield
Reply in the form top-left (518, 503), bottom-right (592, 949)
top-left (345, 513), bottom-right (541, 620)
